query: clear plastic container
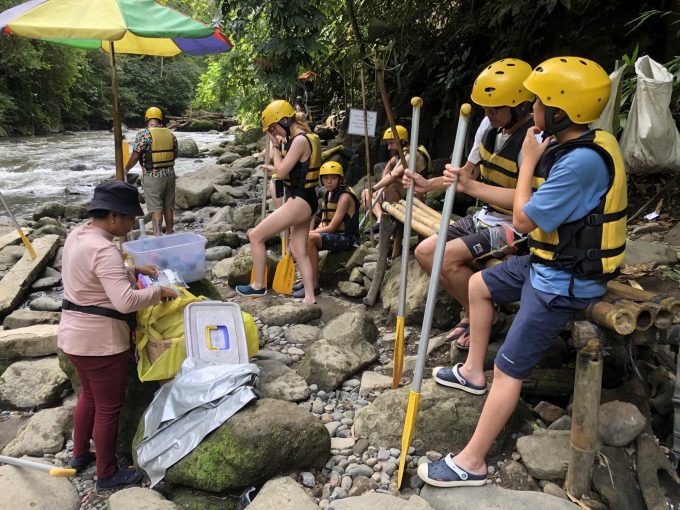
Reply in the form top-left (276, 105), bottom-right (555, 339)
top-left (123, 232), bottom-right (207, 283)
top-left (184, 301), bottom-right (249, 364)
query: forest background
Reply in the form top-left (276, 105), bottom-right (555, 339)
top-left (0, 0), bottom-right (678, 161)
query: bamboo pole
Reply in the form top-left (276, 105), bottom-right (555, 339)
top-left (360, 67), bottom-right (374, 245)
top-left (615, 299), bottom-right (654, 331)
top-left (585, 301), bottom-right (636, 335)
top-left (606, 281), bottom-right (680, 318)
top-left (383, 203), bottom-right (435, 238)
top-left (646, 302), bottom-right (673, 329)
top-left (413, 197), bottom-right (446, 222)
top-left (566, 321), bottom-right (603, 499)
top-left (393, 201), bottom-right (441, 232)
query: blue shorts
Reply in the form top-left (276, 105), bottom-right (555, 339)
top-left (320, 232), bottom-right (355, 253)
top-left (481, 255), bottom-right (597, 379)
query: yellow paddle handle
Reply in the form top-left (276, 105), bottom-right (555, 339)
top-left (49, 467), bottom-right (77, 477)
top-left (397, 390), bottom-right (421, 489)
top-left (19, 230), bottom-right (36, 260)
top-left (392, 316), bottom-right (405, 389)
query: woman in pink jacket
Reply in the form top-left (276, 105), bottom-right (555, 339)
top-left (58, 181), bottom-right (176, 490)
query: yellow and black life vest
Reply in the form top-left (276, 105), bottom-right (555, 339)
top-left (141, 127), bottom-right (176, 172)
top-left (282, 132), bottom-right (322, 189)
top-left (528, 129), bottom-right (627, 281)
top-left (321, 185), bottom-right (361, 238)
top-left (479, 119), bottom-right (543, 215)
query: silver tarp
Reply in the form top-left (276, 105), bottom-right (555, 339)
top-left (136, 357), bottom-right (259, 486)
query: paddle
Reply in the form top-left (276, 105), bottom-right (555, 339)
top-left (0, 454), bottom-right (76, 477)
top-left (272, 189), bottom-right (295, 295)
top-left (0, 191), bottom-right (36, 260)
top-left (396, 103), bottom-right (472, 488)
top-left (392, 96), bottom-right (423, 389)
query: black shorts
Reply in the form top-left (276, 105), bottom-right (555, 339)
top-left (274, 179), bottom-right (284, 199)
top-left (446, 214), bottom-right (524, 261)
top-left (288, 187), bottom-right (318, 216)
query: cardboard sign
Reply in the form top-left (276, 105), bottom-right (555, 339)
top-left (347, 108), bottom-right (377, 137)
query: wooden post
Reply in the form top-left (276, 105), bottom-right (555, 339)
top-left (360, 67), bottom-right (374, 244)
top-left (109, 42), bottom-right (124, 181)
top-left (364, 214), bottom-right (397, 306)
top-left (566, 321), bottom-right (603, 499)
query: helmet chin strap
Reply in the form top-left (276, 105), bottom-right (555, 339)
top-left (503, 102), bottom-right (532, 130)
top-left (278, 117), bottom-right (293, 138)
top-left (544, 106), bottom-right (573, 135)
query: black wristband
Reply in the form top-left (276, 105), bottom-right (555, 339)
top-left (273, 145), bottom-right (281, 150)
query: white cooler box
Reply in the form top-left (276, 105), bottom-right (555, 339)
top-left (183, 302), bottom-right (249, 364)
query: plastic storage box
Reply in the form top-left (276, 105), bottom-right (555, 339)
top-left (123, 232), bottom-right (207, 283)
top-left (184, 301), bottom-right (249, 364)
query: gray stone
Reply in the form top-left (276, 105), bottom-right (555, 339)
top-left (516, 430), bottom-right (571, 480)
top-left (498, 459), bottom-right (539, 491)
top-left (534, 401), bottom-right (566, 424)
top-left (177, 138), bottom-right (199, 158)
top-left (255, 359), bottom-right (310, 402)
top-left (205, 246), bottom-right (233, 261)
top-left (218, 151), bottom-right (240, 165)
top-left (180, 211), bottom-right (196, 224)
top-left (359, 371), bottom-right (392, 396)
top-left (243, 477), bottom-right (319, 510)
top-left (285, 324), bottom-right (321, 344)
top-left (218, 247), bottom-right (277, 286)
top-left (420, 484), bottom-right (578, 510)
top-left (355, 379), bottom-right (524, 456)
top-left (548, 415), bottom-right (572, 431)
top-left (329, 493), bottom-right (433, 510)
top-left (322, 310), bottom-right (378, 345)
top-left (349, 267), bottom-right (364, 284)
top-left (591, 445), bottom-right (645, 510)
top-left (362, 262), bottom-right (377, 280)
top-left (665, 222), bottom-right (680, 246)
top-left (253, 350), bottom-right (293, 366)
top-left (33, 224), bottom-right (67, 238)
top-left (205, 205), bottom-right (233, 230)
top-left (63, 204), bottom-right (88, 221)
top-left (31, 276), bottom-right (61, 290)
top-left (232, 203), bottom-right (261, 230)
top-left (107, 487), bottom-right (178, 509)
top-left (542, 482), bottom-right (568, 500)
top-left (29, 297), bottom-right (62, 312)
top-left (345, 464), bottom-right (374, 479)
top-left (345, 244), bottom-right (374, 269)
top-left (2, 311), bottom-right (60, 331)
top-left (623, 240), bottom-right (678, 266)
top-left (33, 201), bottom-right (65, 221)
top-left (2, 406), bottom-right (72, 456)
top-left (598, 400), bottom-right (646, 446)
top-left (347, 476), bottom-right (380, 497)
top-left (0, 357), bottom-right (69, 409)
top-left (231, 155), bottom-right (258, 168)
top-left (175, 164), bottom-right (231, 209)
top-left (209, 190), bottom-right (237, 207)
top-left (338, 281), bottom-right (366, 297)
top-left (259, 303), bottom-right (322, 327)
top-left (0, 245), bottom-right (24, 266)
top-left (0, 457), bottom-right (79, 509)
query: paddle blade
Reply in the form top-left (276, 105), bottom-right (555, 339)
top-left (122, 140), bottom-right (130, 169)
top-left (397, 390), bottom-right (421, 489)
top-left (272, 254), bottom-right (295, 295)
top-left (392, 316), bottom-right (405, 389)
top-left (19, 230), bottom-right (36, 260)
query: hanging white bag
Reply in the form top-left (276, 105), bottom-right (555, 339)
top-left (591, 64), bottom-right (628, 135)
top-left (619, 55), bottom-right (680, 174)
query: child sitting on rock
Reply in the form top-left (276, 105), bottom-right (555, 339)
top-left (292, 161), bottom-right (360, 298)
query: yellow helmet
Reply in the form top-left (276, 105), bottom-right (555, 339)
top-left (383, 125), bottom-right (408, 143)
top-left (471, 58), bottom-right (534, 107)
top-left (319, 161), bottom-right (344, 183)
top-left (523, 57), bottom-right (610, 124)
top-left (144, 107), bottom-right (163, 123)
top-left (261, 100), bottom-right (295, 132)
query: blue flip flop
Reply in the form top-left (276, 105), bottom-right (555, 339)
top-left (417, 454), bottom-right (487, 488)
top-left (432, 363), bottom-right (488, 395)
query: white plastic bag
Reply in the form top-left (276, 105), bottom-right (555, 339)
top-left (590, 64), bottom-right (628, 135)
top-left (619, 55), bottom-right (680, 174)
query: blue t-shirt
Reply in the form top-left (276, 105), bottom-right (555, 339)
top-left (523, 143), bottom-right (610, 298)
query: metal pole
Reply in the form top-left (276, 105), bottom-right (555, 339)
top-left (110, 42), bottom-right (124, 181)
top-left (360, 67), bottom-right (374, 244)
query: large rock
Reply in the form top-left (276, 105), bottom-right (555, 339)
top-left (329, 493), bottom-right (433, 509)
top-left (598, 400), bottom-right (646, 446)
top-left (666, 222), bottom-right (680, 246)
top-left (322, 310), bottom-right (378, 344)
top-left (177, 138), bottom-right (199, 158)
top-left (354, 379), bottom-right (523, 455)
top-left (516, 429), bottom-right (571, 480)
top-left (285, 324), bottom-right (321, 345)
top-left (0, 324), bottom-right (59, 359)
top-left (591, 446), bottom-right (646, 510)
top-left (218, 151), bottom-right (240, 165)
top-left (0, 458), bottom-right (80, 510)
top-left (259, 303), bottom-right (322, 327)
top-left (29, 296), bottom-right (62, 312)
top-left (33, 201), bottom-right (65, 221)
top-left (107, 487), bottom-right (178, 510)
top-left (232, 203), bottom-right (261, 230)
top-left (2, 405), bottom-right (72, 456)
top-left (248, 476), bottom-right (318, 510)
top-left (217, 248), bottom-right (277, 286)
top-left (623, 240), bottom-right (678, 266)
top-left (175, 164), bottom-right (231, 209)
top-left (420, 484), bottom-right (578, 510)
top-left (255, 359), bottom-right (310, 402)
top-left (380, 257), bottom-right (461, 328)
top-left (318, 250), bottom-right (355, 286)
top-left (149, 398), bottom-right (330, 492)
top-left (230, 155), bottom-right (258, 168)
top-left (0, 357), bottom-right (69, 409)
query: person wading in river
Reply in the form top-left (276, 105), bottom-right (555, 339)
top-left (124, 107), bottom-right (178, 236)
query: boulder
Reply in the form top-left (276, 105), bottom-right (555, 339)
top-left (230, 155), bottom-right (258, 168)
top-left (0, 245), bottom-right (24, 266)
top-left (31, 276), bottom-right (61, 290)
top-left (420, 484), bottom-right (579, 510)
top-left (516, 429), bottom-right (571, 480)
top-left (149, 398), bottom-right (330, 492)
top-left (346, 244), bottom-right (376, 270)
top-left (175, 165), bottom-right (231, 209)
top-left (2, 405), bottom-right (72, 456)
top-left (215, 247), bottom-right (274, 285)
top-left (623, 240), bottom-right (678, 266)
top-left (205, 231), bottom-right (247, 250)
top-left (259, 303), bottom-right (322, 327)
top-left (63, 204), bottom-right (88, 221)
top-left (534, 401), bottom-right (566, 424)
top-left (187, 278), bottom-right (222, 301)
top-left (354, 379), bottom-right (522, 455)
top-left (329, 493), bottom-right (433, 510)
top-left (169, 487), bottom-right (239, 510)
top-left (322, 310), bottom-right (378, 345)
top-left (255, 359), bottom-right (310, 402)
top-left (598, 400), bottom-right (646, 446)
top-left (29, 296), bottom-right (62, 312)
top-left (285, 324), bottom-right (321, 345)
top-left (209, 190), bottom-right (237, 207)
top-left (248, 476), bottom-right (318, 510)
top-left (232, 204), bottom-right (261, 230)
top-left (205, 246), bottom-right (233, 262)
top-left (218, 151), bottom-right (240, 165)
top-left (0, 357), bottom-right (69, 409)
top-left (359, 371), bottom-right (392, 397)
top-left (498, 459), bottom-right (539, 491)
top-left (0, 324), bottom-right (59, 358)
top-left (33, 201), bottom-right (65, 221)
top-left (33, 224), bottom-right (67, 238)
top-left (591, 446), bottom-right (646, 510)
top-left (177, 138), bottom-right (199, 158)
top-left (108, 487), bottom-right (178, 510)
top-left (318, 249), bottom-right (354, 285)
top-left (380, 257), bottom-right (461, 329)
top-left (0, 458), bottom-right (79, 509)
top-left (338, 281), bottom-right (366, 297)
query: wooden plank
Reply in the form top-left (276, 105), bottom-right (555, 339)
top-left (0, 235), bottom-right (60, 318)
top-left (0, 229), bottom-right (32, 252)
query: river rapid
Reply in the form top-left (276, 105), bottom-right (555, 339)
top-left (0, 130), bottom-right (229, 219)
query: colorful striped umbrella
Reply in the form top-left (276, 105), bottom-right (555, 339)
top-left (0, 0), bottom-right (233, 178)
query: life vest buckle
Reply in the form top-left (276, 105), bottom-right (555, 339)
top-left (585, 213), bottom-right (604, 226)
top-left (585, 248), bottom-right (601, 260)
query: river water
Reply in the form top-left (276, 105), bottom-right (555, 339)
top-left (0, 130), bottom-right (230, 219)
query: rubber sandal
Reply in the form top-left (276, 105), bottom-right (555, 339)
top-left (432, 363), bottom-right (488, 395)
top-left (96, 467), bottom-right (143, 490)
top-left (455, 315), bottom-right (506, 351)
top-left (417, 454), bottom-right (487, 488)
top-left (292, 287), bottom-right (320, 299)
top-left (68, 451), bottom-right (96, 473)
top-left (235, 284), bottom-right (267, 297)
top-left (446, 320), bottom-right (470, 343)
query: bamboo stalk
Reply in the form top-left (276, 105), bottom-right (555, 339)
top-left (412, 197), bottom-right (443, 221)
top-left (383, 203), bottom-right (435, 237)
top-left (394, 203), bottom-right (441, 232)
top-left (615, 299), bottom-right (654, 331)
top-left (585, 301), bottom-right (636, 335)
top-left (646, 302), bottom-right (674, 329)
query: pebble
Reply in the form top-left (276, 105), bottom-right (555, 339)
top-left (365, 457), bottom-right (378, 467)
top-left (288, 347), bottom-right (305, 356)
top-left (329, 472), bottom-right (342, 487)
top-left (336, 429), bottom-right (351, 438)
top-left (341, 418), bottom-right (353, 426)
top-left (382, 461), bottom-right (397, 476)
top-left (309, 384), bottom-right (318, 392)
top-left (319, 499), bottom-right (330, 509)
top-left (389, 448), bottom-right (401, 458)
top-left (377, 448), bottom-right (390, 461)
top-left (341, 475), bottom-right (353, 491)
top-left (379, 471), bottom-right (391, 485)
top-left (312, 400), bottom-right (325, 414)
top-left (426, 450), bottom-right (443, 461)
top-left (344, 379), bottom-right (361, 388)
top-left (325, 422), bottom-right (341, 436)
top-left (346, 464), bottom-right (374, 479)
top-left (301, 471), bottom-right (316, 487)
top-left (329, 487), bottom-right (347, 501)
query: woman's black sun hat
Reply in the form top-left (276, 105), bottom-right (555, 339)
top-left (88, 181), bottom-right (144, 217)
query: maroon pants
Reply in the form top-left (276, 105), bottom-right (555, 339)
top-left (67, 349), bottom-right (130, 478)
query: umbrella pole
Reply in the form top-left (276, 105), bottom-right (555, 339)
top-left (109, 42), bottom-right (124, 181)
